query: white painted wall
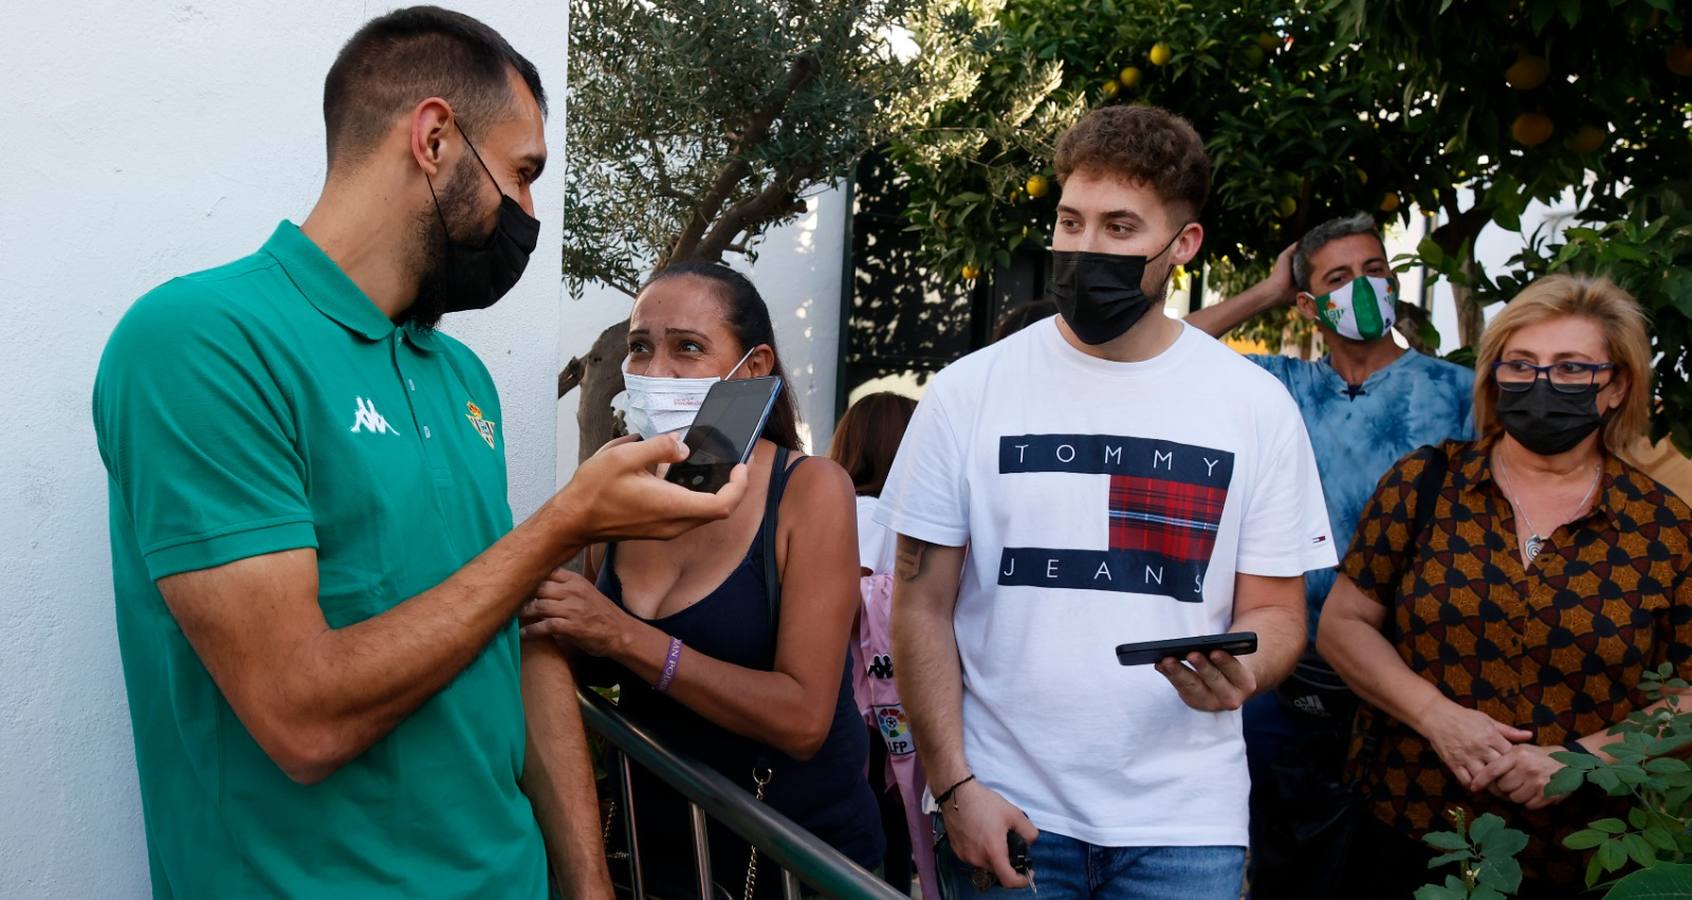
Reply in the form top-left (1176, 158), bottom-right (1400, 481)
top-left (557, 186), bottom-right (848, 479)
top-left (0, 3), bottom-right (567, 896)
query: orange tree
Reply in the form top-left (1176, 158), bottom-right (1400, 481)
top-left (891, 0), bottom-right (1692, 447)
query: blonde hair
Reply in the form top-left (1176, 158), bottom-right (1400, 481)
top-left (1474, 274), bottom-right (1652, 455)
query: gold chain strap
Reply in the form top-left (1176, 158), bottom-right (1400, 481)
top-left (742, 766), bottom-right (774, 900)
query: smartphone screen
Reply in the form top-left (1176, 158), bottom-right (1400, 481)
top-left (665, 376), bottom-right (783, 493)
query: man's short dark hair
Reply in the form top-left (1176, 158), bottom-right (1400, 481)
top-left (322, 6), bottom-right (546, 166)
top-left (1291, 211), bottom-right (1383, 292)
top-left (1053, 105), bottom-right (1211, 221)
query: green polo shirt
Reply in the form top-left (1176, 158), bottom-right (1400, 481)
top-left (92, 222), bottom-right (546, 899)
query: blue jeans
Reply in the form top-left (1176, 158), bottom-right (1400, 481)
top-left (933, 816), bottom-right (1245, 900)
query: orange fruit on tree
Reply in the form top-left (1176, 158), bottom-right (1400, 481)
top-left (1275, 196), bottom-right (1298, 219)
top-left (1567, 125), bottom-right (1606, 154)
top-left (1119, 66), bottom-right (1142, 89)
top-left (1505, 53), bottom-right (1549, 90)
top-left (1025, 174), bottom-right (1051, 198)
top-left (1379, 192), bottom-right (1401, 213)
top-left (1102, 78), bottom-right (1120, 99)
top-left (961, 264), bottom-right (981, 281)
top-left (1149, 42), bottom-right (1173, 66)
top-left (1668, 41), bottom-right (1692, 76)
top-left (1243, 45), bottom-right (1266, 68)
top-left (1511, 112), bottom-right (1555, 146)
top-left (1256, 32), bottom-right (1279, 52)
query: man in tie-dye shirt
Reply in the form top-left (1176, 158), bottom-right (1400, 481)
top-left (1188, 211), bottom-right (1474, 898)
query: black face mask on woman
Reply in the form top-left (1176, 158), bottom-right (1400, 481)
top-left (423, 123), bottom-right (540, 315)
top-left (1497, 380), bottom-right (1605, 456)
top-left (1047, 227), bottom-right (1183, 345)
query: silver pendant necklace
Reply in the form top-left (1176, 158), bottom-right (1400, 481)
top-left (1496, 453), bottom-right (1602, 565)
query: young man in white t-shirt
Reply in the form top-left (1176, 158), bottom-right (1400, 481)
top-left (876, 105), bottom-right (1336, 898)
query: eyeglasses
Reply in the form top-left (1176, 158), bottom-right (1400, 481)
top-left (1492, 359), bottom-right (1615, 393)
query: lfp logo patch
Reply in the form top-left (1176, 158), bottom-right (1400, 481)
top-left (874, 704), bottom-right (915, 757)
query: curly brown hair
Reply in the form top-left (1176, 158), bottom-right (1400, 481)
top-left (1053, 105), bottom-right (1211, 220)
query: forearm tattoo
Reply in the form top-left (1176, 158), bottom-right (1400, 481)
top-left (896, 536), bottom-right (933, 582)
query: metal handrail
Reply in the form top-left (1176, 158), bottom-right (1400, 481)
top-left (577, 688), bottom-right (907, 900)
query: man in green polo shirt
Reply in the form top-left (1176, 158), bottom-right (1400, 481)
top-left (90, 9), bottom-right (742, 898)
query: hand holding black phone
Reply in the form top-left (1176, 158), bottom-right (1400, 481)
top-left (1114, 632), bottom-right (1258, 666)
top-left (664, 376), bottom-right (783, 493)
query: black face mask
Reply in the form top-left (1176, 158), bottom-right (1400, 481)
top-left (1048, 227), bottom-right (1183, 345)
top-left (1497, 380), bottom-right (1605, 456)
top-left (423, 123), bottom-right (540, 315)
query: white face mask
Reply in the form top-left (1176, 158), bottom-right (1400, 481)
top-left (613, 346), bottom-right (757, 440)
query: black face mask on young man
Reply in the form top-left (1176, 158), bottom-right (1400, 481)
top-left (1497, 380), bottom-right (1606, 456)
top-left (422, 123), bottom-right (540, 317)
top-left (1047, 227), bottom-right (1183, 345)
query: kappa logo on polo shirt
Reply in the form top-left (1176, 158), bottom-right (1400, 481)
top-left (349, 397), bottom-right (401, 436)
top-left (465, 401), bottom-right (497, 449)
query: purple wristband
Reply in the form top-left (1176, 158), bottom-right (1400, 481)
top-left (655, 637), bottom-right (684, 693)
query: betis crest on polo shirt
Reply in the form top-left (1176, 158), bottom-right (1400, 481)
top-left (465, 401), bottom-right (497, 448)
top-left (1311, 275), bottom-right (1397, 341)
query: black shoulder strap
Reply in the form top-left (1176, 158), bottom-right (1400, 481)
top-left (1358, 443), bottom-right (1453, 774)
top-left (760, 446), bottom-right (806, 636)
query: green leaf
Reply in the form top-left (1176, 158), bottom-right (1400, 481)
top-left (1593, 818), bottom-right (1630, 835)
top-left (1600, 838), bottom-right (1629, 873)
top-left (1416, 236), bottom-right (1447, 268)
top-left (1645, 757), bottom-right (1690, 776)
top-left (1548, 767), bottom-right (1588, 797)
top-left (1424, 830), bottom-right (1470, 851)
top-left (1603, 862), bottom-right (1692, 899)
top-left (1412, 885), bottom-right (1465, 900)
top-left (1624, 833), bottom-right (1658, 869)
top-left (1478, 856), bottom-right (1524, 894)
top-left (1427, 850), bottom-right (1472, 868)
top-left (1568, 829), bottom-right (1609, 850)
top-left (1482, 827), bottom-right (1529, 859)
top-left (1469, 812), bottom-right (1504, 846)
top-left (1644, 826), bottom-right (1679, 852)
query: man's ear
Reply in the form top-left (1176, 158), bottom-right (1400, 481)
top-left (1170, 221), bottom-right (1205, 267)
top-left (1294, 292), bottom-right (1319, 322)
top-left (409, 97), bottom-right (455, 177)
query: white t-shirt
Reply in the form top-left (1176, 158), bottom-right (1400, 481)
top-left (875, 318), bottom-right (1335, 848)
top-left (856, 495), bottom-right (898, 575)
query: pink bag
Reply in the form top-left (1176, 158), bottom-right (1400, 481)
top-left (852, 571), bottom-right (939, 900)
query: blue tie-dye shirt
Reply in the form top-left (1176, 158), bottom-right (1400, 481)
top-left (1248, 350), bottom-right (1475, 648)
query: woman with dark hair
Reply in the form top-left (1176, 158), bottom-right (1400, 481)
top-left (522, 261), bottom-right (882, 896)
top-left (830, 392), bottom-right (918, 575)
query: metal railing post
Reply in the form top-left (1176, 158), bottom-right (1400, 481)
top-left (578, 688), bottom-right (905, 900)
top-left (618, 750), bottom-right (645, 899)
top-left (689, 802), bottom-right (714, 900)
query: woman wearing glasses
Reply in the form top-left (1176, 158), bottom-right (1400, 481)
top-left (1317, 274), bottom-right (1692, 897)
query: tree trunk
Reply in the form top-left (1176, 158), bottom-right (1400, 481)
top-left (569, 320), bottom-right (631, 464)
top-left (1453, 256), bottom-right (1486, 350)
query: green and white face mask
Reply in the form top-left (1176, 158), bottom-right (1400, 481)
top-left (1309, 275), bottom-right (1398, 341)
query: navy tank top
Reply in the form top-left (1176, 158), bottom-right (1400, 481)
top-left (590, 447), bottom-right (882, 885)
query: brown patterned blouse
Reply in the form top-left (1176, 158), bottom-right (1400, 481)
top-left (1340, 440), bottom-right (1692, 881)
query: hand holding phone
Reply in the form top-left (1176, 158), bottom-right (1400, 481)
top-left (665, 376), bottom-right (783, 493)
top-left (1125, 632), bottom-right (1261, 713)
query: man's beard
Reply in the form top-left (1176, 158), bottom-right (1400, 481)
top-left (406, 153), bottom-right (488, 331)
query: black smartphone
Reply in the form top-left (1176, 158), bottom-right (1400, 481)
top-left (664, 376), bottom-right (783, 493)
top-left (1114, 631), bottom-right (1258, 666)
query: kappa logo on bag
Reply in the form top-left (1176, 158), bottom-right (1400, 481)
top-left (349, 397), bottom-right (400, 436)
